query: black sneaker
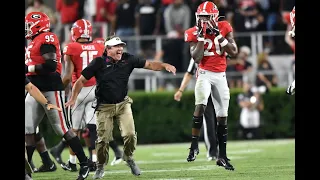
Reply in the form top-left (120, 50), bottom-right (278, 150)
top-left (35, 162), bottom-right (57, 173)
top-left (50, 147), bottom-right (64, 165)
top-left (187, 148), bottom-right (199, 162)
top-left (216, 157), bottom-right (234, 170)
top-left (61, 160), bottom-right (78, 172)
top-left (76, 160), bottom-right (95, 180)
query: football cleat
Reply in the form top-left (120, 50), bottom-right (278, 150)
top-left (187, 148), bottom-right (199, 162)
top-left (50, 147), bottom-right (65, 165)
top-left (216, 157), bottom-right (234, 170)
top-left (61, 160), bottom-right (77, 172)
top-left (35, 162), bottom-right (57, 173)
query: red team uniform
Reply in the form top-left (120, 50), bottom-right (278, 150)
top-left (184, 20), bottom-right (232, 115)
top-left (63, 19), bottom-right (105, 130)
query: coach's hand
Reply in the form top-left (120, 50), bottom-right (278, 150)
top-left (164, 63), bottom-right (176, 75)
top-left (174, 90), bottom-right (183, 101)
top-left (45, 103), bottom-right (62, 111)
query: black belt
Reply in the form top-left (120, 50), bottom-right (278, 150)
top-left (100, 98), bottom-right (125, 104)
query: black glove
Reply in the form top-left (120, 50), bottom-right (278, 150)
top-left (207, 20), bottom-right (220, 36)
top-left (196, 20), bottom-right (206, 39)
top-left (25, 64), bottom-right (28, 74)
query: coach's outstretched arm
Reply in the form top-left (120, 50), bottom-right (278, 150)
top-left (143, 60), bottom-right (176, 75)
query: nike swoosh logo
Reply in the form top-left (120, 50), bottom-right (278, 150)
top-left (82, 168), bottom-right (89, 178)
top-left (50, 164), bottom-right (55, 169)
top-left (220, 160), bottom-right (226, 166)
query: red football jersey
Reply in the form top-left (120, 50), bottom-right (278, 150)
top-left (25, 32), bottom-right (62, 75)
top-left (184, 21), bottom-right (233, 72)
top-left (63, 41), bottom-right (105, 87)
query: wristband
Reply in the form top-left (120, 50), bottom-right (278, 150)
top-left (178, 89), bottom-right (184, 93)
top-left (197, 37), bottom-right (204, 42)
top-left (216, 34), bottom-right (223, 40)
top-left (220, 39), bottom-right (228, 47)
top-left (28, 65), bottom-right (35, 73)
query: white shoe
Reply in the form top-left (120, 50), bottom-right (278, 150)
top-left (110, 157), bottom-right (123, 166)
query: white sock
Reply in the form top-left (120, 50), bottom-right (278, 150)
top-left (92, 154), bottom-right (97, 162)
top-left (69, 155), bottom-right (77, 164)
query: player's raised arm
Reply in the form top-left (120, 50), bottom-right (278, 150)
top-left (189, 21), bottom-right (206, 63)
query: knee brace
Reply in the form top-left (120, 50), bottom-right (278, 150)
top-left (192, 116), bottom-right (203, 129)
top-left (87, 124), bottom-right (97, 150)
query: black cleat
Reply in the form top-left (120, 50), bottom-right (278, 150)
top-left (50, 147), bottom-right (64, 165)
top-left (61, 160), bottom-right (78, 172)
top-left (216, 157), bottom-right (234, 170)
top-left (35, 162), bottom-right (57, 173)
top-left (76, 159), bottom-right (95, 180)
top-left (187, 148), bottom-right (199, 162)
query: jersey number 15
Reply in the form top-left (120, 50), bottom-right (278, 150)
top-left (80, 50), bottom-right (98, 69)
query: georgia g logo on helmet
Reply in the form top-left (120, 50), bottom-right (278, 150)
top-left (31, 14), bottom-right (41, 19)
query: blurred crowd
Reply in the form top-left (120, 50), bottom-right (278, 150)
top-left (25, 0), bottom-right (295, 90)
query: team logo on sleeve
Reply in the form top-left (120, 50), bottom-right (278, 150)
top-left (184, 33), bottom-right (188, 41)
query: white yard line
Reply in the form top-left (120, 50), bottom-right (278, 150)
top-left (90, 165), bottom-right (218, 175)
top-left (152, 149), bottom-right (262, 157)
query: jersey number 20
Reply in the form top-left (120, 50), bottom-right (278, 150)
top-left (204, 37), bottom-right (223, 56)
top-left (80, 50), bottom-right (98, 69)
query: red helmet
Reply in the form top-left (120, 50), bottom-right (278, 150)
top-left (25, 11), bottom-right (50, 40)
top-left (196, 1), bottom-right (219, 25)
top-left (290, 6), bottom-right (295, 28)
top-left (71, 19), bottom-right (92, 42)
top-left (93, 37), bottom-right (105, 44)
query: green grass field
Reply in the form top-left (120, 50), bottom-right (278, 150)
top-left (31, 139), bottom-right (295, 180)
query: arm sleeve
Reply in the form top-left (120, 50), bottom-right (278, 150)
top-left (186, 58), bottom-right (196, 75)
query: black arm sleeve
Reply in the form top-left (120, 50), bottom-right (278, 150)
top-left (30, 44), bottom-right (57, 74)
top-left (186, 58), bottom-right (197, 75)
top-left (81, 57), bottom-right (103, 80)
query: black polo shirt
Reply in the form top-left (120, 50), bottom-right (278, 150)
top-left (81, 52), bottom-right (146, 104)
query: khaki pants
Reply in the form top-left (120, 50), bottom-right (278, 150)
top-left (95, 96), bottom-right (137, 166)
top-left (25, 143), bottom-right (33, 174)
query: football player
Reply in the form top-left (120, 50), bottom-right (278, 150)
top-left (286, 6), bottom-right (295, 95)
top-left (184, 1), bottom-right (238, 170)
top-left (25, 11), bottom-right (94, 180)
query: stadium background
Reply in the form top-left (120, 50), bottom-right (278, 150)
top-left (25, 0), bottom-right (295, 147)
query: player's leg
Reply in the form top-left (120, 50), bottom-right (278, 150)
top-left (61, 94), bottom-right (87, 172)
top-left (203, 95), bottom-right (218, 161)
top-left (25, 142), bottom-right (33, 179)
top-left (44, 91), bottom-right (93, 179)
top-left (34, 126), bottom-right (57, 172)
top-left (83, 97), bottom-right (98, 171)
top-left (50, 138), bottom-right (68, 166)
top-left (109, 138), bottom-right (123, 166)
top-left (25, 94), bottom-right (46, 170)
top-left (211, 72), bottom-right (234, 170)
top-left (187, 69), bottom-right (212, 162)
top-left (93, 105), bottom-right (115, 179)
top-left (115, 97), bottom-right (140, 176)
